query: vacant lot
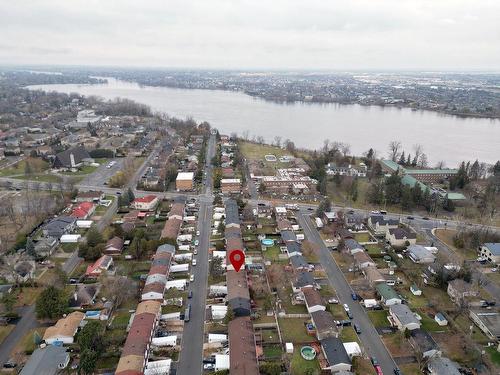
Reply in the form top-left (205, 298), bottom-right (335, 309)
top-left (434, 228), bottom-right (477, 260)
top-left (0, 158), bottom-right (49, 177)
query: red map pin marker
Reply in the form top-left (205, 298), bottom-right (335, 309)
top-left (229, 249), bottom-right (245, 272)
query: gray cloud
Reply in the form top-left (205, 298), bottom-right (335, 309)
top-left (0, 0), bottom-right (499, 69)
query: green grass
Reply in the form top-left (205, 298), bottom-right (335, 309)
top-left (0, 158), bottom-right (49, 176)
top-left (486, 347), bottom-right (500, 366)
top-left (418, 310), bottom-right (447, 332)
top-left (290, 350), bottom-right (320, 375)
top-left (263, 345), bottom-right (283, 358)
top-left (262, 245), bottom-right (282, 261)
top-left (354, 232), bottom-right (371, 242)
top-left (328, 304), bottom-right (347, 320)
top-left (340, 326), bottom-right (359, 343)
top-left (278, 318), bottom-right (314, 343)
top-left (367, 310), bottom-right (389, 328)
top-left (96, 355), bottom-right (120, 370)
top-left (60, 165), bottom-right (99, 175)
top-left (112, 311), bottom-right (132, 327)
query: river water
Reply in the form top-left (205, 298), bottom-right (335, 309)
top-left (28, 78), bottom-right (500, 166)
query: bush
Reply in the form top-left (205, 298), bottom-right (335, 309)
top-left (89, 149), bottom-right (115, 158)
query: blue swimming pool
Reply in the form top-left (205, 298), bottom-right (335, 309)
top-left (261, 239), bottom-right (274, 246)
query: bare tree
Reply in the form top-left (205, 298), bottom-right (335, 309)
top-left (242, 130), bottom-right (249, 140)
top-left (100, 275), bottom-right (137, 308)
top-left (340, 143), bottom-right (351, 157)
top-left (418, 153), bottom-right (429, 168)
top-left (388, 141), bottom-right (402, 162)
top-left (322, 139), bottom-right (330, 154)
top-left (256, 136), bottom-right (265, 144)
top-left (413, 144), bottom-right (423, 164)
top-left (435, 161), bottom-right (446, 169)
top-left (273, 136), bottom-right (282, 148)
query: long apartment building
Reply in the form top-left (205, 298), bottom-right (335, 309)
top-left (224, 199), bottom-right (259, 375)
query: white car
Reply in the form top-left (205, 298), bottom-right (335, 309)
top-left (193, 249), bottom-right (198, 255)
top-left (492, 268), bottom-right (498, 272)
top-left (190, 274), bottom-right (195, 282)
top-left (194, 240), bottom-right (199, 246)
top-left (343, 304), bottom-right (350, 312)
top-left (192, 259), bottom-right (197, 266)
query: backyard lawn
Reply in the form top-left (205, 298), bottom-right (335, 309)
top-left (289, 350), bottom-right (320, 375)
top-left (353, 232), bottom-right (371, 242)
top-left (278, 318), bottom-right (314, 343)
top-left (339, 326), bottom-right (359, 343)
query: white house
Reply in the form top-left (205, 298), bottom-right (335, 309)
top-left (389, 304), bottom-right (421, 331)
top-left (479, 243), bottom-right (500, 264)
top-left (131, 195), bottom-right (159, 211)
top-left (208, 334), bottom-right (228, 344)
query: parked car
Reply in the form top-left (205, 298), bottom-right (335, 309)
top-left (353, 323), bottom-right (361, 334)
top-left (343, 304), bottom-right (350, 312)
top-left (371, 357), bottom-right (379, 366)
top-left (393, 369), bottom-right (402, 375)
top-left (422, 217), bottom-right (430, 220)
top-left (194, 240), bottom-right (199, 246)
top-left (3, 360), bottom-right (16, 369)
top-left (188, 290), bottom-right (193, 299)
top-left (190, 274), bottom-right (195, 282)
top-left (192, 259), bottom-right (197, 266)
top-left (351, 293), bottom-right (358, 300)
top-left (347, 311), bottom-right (354, 319)
top-left (196, 230), bottom-right (200, 236)
top-left (193, 249), bottom-right (198, 255)
top-left (406, 216), bottom-right (414, 220)
top-left (328, 297), bottom-right (339, 304)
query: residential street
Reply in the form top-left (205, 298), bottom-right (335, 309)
top-left (296, 210), bottom-right (398, 375)
top-left (177, 134), bottom-right (215, 375)
top-left (0, 305), bottom-right (39, 366)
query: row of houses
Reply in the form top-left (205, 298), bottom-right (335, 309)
top-left (281, 217), bottom-right (353, 373)
top-left (224, 199), bottom-right (259, 375)
top-left (115, 242), bottom-right (177, 374)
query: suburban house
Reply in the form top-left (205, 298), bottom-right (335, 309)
top-left (368, 215), bottom-right (400, 236)
top-left (386, 227), bottom-right (417, 247)
top-left (427, 356), bottom-right (461, 375)
top-left (447, 279), bottom-right (478, 304)
top-left (43, 311), bottom-right (85, 345)
top-left (389, 304), bottom-right (421, 331)
top-left (68, 284), bottom-right (99, 309)
top-left (105, 236), bottom-right (124, 255)
top-left (19, 345), bottom-right (70, 375)
top-left (408, 244), bottom-right (436, 264)
top-left (311, 310), bottom-right (339, 340)
top-left (71, 202), bottom-right (95, 220)
top-left (410, 284), bottom-right (422, 296)
top-left (175, 172), bottom-right (194, 191)
top-left (34, 236), bottom-right (58, 258)
top-left (409, 328), bottom-right (441, 358)
top-left (320, 337), bottom-right (352, 373)
top-left (344, 239), bottom-right (364, 255)
top-left (42, 216), bottom-right (76, 239)
top-left (353, 251), bottom-right (376, 269)
top-left (85, 255), bottom-right (114, 278)
top-left (52, 146), bottom-right (91, 169)
top-left (469, 310), bottom-right (500, 341)
top-left (302, 287), bottom-right (325, 314)
top-left (75, 190), bottom-right (104, 203)
top-left (363, 266), bottom-right (386, 286)
top-left (479, 243), bottom-right (500, 264)
top-left (293, 271), bottom-right (317, 292)
top-left (323, 211), bottom-right (338, 223)
top-left (376, 284), bottom-right (402, 306)
top-left (132, 195), bottom-right (159, 211)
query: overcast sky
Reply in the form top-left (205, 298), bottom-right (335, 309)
top-left (1, 0), bottom-right (499, 70)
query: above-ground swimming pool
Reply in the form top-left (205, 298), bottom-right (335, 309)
top-left (300, 346), bottom-right (317, 360)
top-left (261, 239), bottom-right (274, 246)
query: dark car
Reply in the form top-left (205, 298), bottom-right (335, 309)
top-left (3, 360), bottom-right (17, 369)
top-left (340, 320), bottom-right (351, 326)
top-left (406, 216), bottom-right (414, 220)
top-left (351, 293), bottom-right (358, 301)
top-left (393, 369), bottom-right (402, 375)
top-left (371, 357), bottom-right (379, 366)
top-left (347, 311), bottom-right (353, 319)
top-left (188, 290), bottom-right (193, 299)
top-left (353, 323), bottom-right (361, 334)
top-left (422, 217), bottom-right (430, 220)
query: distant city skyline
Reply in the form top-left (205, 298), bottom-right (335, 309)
top-left (1, 0), bottom-right (499, 70)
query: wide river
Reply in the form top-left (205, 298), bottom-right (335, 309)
top-left (29, 78), bottom-right (500, 166)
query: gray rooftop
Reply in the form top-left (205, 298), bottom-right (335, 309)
top-left (320, 337), bottom-right (351, 366)
top-left (20, 345), bottom-right (69, 375)
top-left (484, 243), bottom-right (500, 256)
top-left (224, 199), bottom-right (239, 225)
top-left (390, 303), bottom-right (420, 327)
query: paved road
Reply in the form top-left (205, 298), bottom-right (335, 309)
top-left (177, 134), bottom-right (215, 375)
top-left (296, 210), bottom-right (398, 375)
top-left (0, 305), bottom-right (39, 366)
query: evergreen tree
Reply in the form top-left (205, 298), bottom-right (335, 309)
top-left (25, 238), bottom-right (36, 258)
top-left (86, 226), bottom-right (103, 247)
top-left (399, 151), bottom-right (406, 165)
top-left (406, 154), bottom-right (411, 166)
top-left (411, 184), bottom-right (423, 207)
top-left (384, 172), bottom-right (403, 204)
top-left (127, 187), bottom-right (135, 203)
top-left (36, 286), bottom-right (68, 319)
top-left (401, 186), bottom-right (413, 210)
